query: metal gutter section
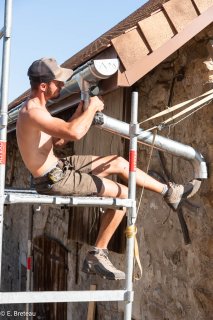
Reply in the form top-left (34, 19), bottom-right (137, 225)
top-left (94, 112), bottom-right (207, 196)
top-left (7, 59), bottom-right (119, 126)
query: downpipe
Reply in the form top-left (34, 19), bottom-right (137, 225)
top-left (93, 112), bottom-right (208, 197)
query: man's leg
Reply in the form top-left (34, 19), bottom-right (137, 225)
top-left (95, 178), bottom-right (128, 248)
top-left (90, 155), bottom-right (192, 210)
top-left (82, 178), bottom-right (128, 280)
top-left (82, 156), bottom-right (191, 279)
top-left (90, 155), bottom-right (165, 193)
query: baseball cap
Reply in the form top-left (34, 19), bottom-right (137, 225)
top-left (27, 57), bottom-right (73, 83)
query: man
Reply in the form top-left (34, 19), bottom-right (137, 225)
top-left (16, 57), bottom-right (191, 280)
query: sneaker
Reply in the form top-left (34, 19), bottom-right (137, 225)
top-left (164, 182), bottom-right (193, 211)
top-left (82, 248), bottom-right (125, 280)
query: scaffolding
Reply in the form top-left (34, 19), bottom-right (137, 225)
top-left (0, 1), bottom-right (210, 319)
top-left (0, 0), bottom-right (12, 287)
top-left (0, 1), bottom-right (139, 319)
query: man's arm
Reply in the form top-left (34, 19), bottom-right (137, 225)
top-left (27, 96), bottom-right (104, 141)
top-left (52, 101), bottom-right (84, 147)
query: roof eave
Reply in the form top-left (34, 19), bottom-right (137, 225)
top-left (123, 5), bottom-right (213, 86)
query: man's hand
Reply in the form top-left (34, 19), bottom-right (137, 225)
top-left (89, 96), bottom-right (104, 112)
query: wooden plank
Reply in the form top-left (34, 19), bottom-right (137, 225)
top-left (138, 10), bottom-right (175, 51)
top-left (33, 236), bottom-right (68, 319)
top-left (111, 29), bottom-right (150, 70)
top-left (192, 0), bottom-right (213, 13)
top-left (87, 285), bottom-right (97, 320)
top-left (163, 0), bottom-right (198, 32)
top-left (101, 64), bottom-right (131, 90)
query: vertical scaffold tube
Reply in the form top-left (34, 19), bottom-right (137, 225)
top-left (0, 0), bottom-right (13, 288)
top-left (124, 91), bottom-right (138, 319)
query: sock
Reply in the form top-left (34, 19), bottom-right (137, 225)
top-left (161, 184), bottom-right (168, 195)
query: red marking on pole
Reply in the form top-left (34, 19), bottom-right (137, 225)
top-left (0, 141), bottom-right (6, 165)
top-left (129, 150), bottom-right (136, 172)
top-left (27, 257), bottom-right (32, 270)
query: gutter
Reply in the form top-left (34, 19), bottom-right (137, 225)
top-left (8, 59), bottom-right (119, 127)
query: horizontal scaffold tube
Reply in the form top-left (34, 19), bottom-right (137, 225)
top-left (4, 189), bottom-right (133, 207)
top-left (94, 112), bottom-right (207, 197)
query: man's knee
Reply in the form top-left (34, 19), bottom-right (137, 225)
top-left (115, 156), bottom-right (128, 171)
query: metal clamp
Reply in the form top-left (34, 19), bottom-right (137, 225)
top-left (124, 290), bottom-right (134, 302)
top-left (129, 123), bottom-right (140, 136)
top-left (53, 196), bottom-right (63, 205)
top-left (0, 113), bottom-right (8, 127)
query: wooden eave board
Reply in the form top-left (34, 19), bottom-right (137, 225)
top-left (124, 5), bottom-right (213, 86)
top-left (163, 0), bottom-right (198, 32)
top-left (192, 0), bottom-right (213, 13)
top-left (111, 29), bottom-right (150, 70)
top-left (138, 10), bottom-right (175, 51)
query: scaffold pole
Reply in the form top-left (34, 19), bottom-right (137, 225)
top-left (0, 0), bottom-right (13, 289)
top-left (124, 91), bottom-right (139, 319)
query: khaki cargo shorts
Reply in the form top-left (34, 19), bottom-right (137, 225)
top-left (34, 155), bottom-right (104, 196)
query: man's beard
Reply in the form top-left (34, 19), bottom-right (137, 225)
top-left (51, 92), bottom-right (61, 100)
top-left (45, 85), bottom-right (61, 100)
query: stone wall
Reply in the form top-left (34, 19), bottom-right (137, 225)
top-left (2, 25), bottom-right (213, 319)
top-left (130, 26), bottom-right (213, 320)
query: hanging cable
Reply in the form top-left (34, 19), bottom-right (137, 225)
top-left (138, 88), bottom-right (213, 129)
top-left (145, 91), bottom-right (213, 132)
top-left (166, 98), bottom-right (212, 129)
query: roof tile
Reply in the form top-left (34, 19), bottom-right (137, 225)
top-left (138, 10), bottom-right (175, 50)
top-left (163, 0), bottom-right (198, 32)
top-left (193, 0), bottom-right (213, 13)
top-left (112, 29), bottom-right (150, 70)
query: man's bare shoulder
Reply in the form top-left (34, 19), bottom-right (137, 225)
top-left (20, 99), bottom-right (48, 114)
top-left (19, 100), bottom-right (50, 123)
